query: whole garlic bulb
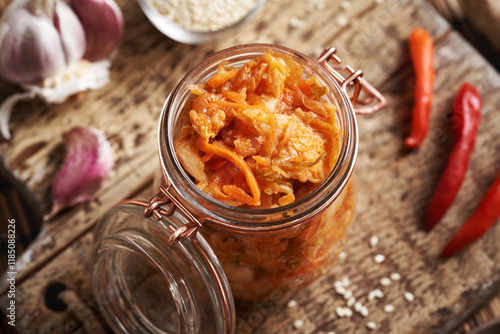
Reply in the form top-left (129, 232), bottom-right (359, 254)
top-left (0, 0), bottom-right (86, 85)
top-left (0, 0), bottom-right (124, 140)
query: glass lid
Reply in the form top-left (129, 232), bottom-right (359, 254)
top-left (91, 202), bottom-right (235, 334)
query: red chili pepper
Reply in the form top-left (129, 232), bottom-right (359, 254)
top-left (442, 170), bottom-right (500, 257)
top-left (426, 83), bottom-right (482, 230)
top-left (405, 27), bottom-right (435, 149)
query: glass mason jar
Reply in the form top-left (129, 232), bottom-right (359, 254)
top-left (91, 44), bottom-right (385, 334)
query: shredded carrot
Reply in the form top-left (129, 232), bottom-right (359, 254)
top-left (197, 137), bottom-right (261, 205)
top-left (223, 185), bottom-right (260, 206)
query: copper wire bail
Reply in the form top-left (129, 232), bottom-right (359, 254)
top-left (115, 184), bottom-right (203, 245)
top-left (317, 47), bottom-right (387, 114)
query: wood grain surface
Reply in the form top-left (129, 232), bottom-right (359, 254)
top-left (0, 0), bottom-right (499, 333)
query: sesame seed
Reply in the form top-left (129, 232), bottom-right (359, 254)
top-left (368, 291), bottom-right (376, 301)
top-left (335, 285), bottom-right (346, 295)
top-left (368, 288), bottom-right (383, 301)
top-left (374, 254), bottom-right (385, 263)
top-left (375, 0), bottom-right (384, 3)
top-left (343, 290), bottom-right (353, 300)
top-left (367, 321), bottom-right (377, 330)
top-left (293, 319), bottom-right (304, 329)
top-left (384, 304), bottom-right (395, 313)
top-left (347, 296), bottom-right (356, 307)
top-left (404, 291), bottom-right (415, 302)
top-left (344, 307), bottom-right (353, 317)
top-left (354, 301), bottom-right (363, 312)
top-left (338, 251), bottom-right (347, 260)
top-left (369, 235), bottom-right (379, 247)
top-left (380, 277), bottom-right (391, 286)
top-left (287, 299), bottom-right (298, 308)
top-left (342, 277), bottom-right (350, 287)
top-left (390, 272), bottom-right (401, 281)
top-left (327, 332), bottom-right (336, 334)
top-left (360, 306), bottom-right (369, 317)
top-left (340, 0), bottom-right (351, 10)
top-left (315, 0), bottom-right (326, 10)
top-left (306, 0), bottom-right (327, 12)
top-left (336, 15), bottom-right (348, 27)
top-left (289, 17), bottom-right (305, 29)
top-left (336, 306), bottom-right (346, 317)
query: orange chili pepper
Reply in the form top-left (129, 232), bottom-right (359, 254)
top-left (405, 27), bottom-right (435, 149)
top-left (442, 170), bottom-right (500, 257)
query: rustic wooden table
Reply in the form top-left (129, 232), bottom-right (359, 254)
top-left (1, 0), bottom-right (500, 333)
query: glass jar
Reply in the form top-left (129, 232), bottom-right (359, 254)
top-left (91, 44), bottom-right (385, 334)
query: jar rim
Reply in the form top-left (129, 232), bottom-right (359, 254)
top-left (158, 43), bottom-right (358, 231)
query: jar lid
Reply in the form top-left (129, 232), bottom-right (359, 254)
top-left (91, 195), bottom-right (235, 334)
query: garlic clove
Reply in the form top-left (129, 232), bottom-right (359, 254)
top-left (71, 0), bottom-right (124, 62)
top-left (0, 5), bottom-right (67, 85)
top-left (54, 1), bottom-right (87, 65)
top-left (46, 126), bottom-right (113, 219)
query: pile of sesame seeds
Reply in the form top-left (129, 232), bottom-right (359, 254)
top-left (287, 234), bottom-right (416, 331)
top-left (150, 0), bottom-right (259, 32)
top-left (285, 0), bottom-right (387, 30)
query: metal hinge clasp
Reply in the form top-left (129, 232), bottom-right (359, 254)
top-left (117, 184), bottom-right (203, 246)
top-left (145, 185), bottom-right (202, 246)
top-left (316, 47), bottom-right (387, 115)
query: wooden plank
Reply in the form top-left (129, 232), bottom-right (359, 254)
top-left (456, 294), bottom-right (500, 333)
top-left (0, 233), bottom-right (98, 333)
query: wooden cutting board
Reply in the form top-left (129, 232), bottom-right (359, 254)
top-left (0, 0), bottom-right (499, 333)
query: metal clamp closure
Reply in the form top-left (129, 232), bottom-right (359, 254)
top-left (317, 47), bottom-right (386, 115)
top-left (117, 184), bottom-right (203, 246)
top-left (146, 185), bottom-right (204, 245)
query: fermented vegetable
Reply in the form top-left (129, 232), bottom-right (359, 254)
top-left (174, 52), bottom-right (341, 208)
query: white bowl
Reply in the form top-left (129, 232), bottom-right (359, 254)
top-left (139, 0), bottom-right (267, 44)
